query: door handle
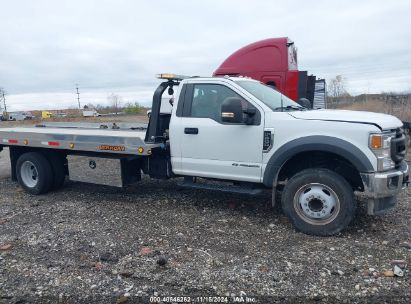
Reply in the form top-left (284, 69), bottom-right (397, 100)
top-left (184, 128), bottom-right (198, 135)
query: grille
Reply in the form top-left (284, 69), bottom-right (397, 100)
top-left (391, 128), bottom-right (406, 168)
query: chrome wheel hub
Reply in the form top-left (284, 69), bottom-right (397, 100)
top-left (294, 183), bottom-right (340, 225)
top-left (20, 161), bottom-right (39, 188)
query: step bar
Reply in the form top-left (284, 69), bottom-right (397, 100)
top-left (179, 177), bottom-right (264, 195)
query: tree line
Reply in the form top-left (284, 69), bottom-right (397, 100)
top-left (81, 93), bottom-right (146, 115)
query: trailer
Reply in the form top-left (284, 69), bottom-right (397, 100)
top-left (83, 110), bottom-right (101, 117)
top-left (0, 73), bottom-right (408, 236)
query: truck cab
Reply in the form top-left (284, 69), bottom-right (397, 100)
top-left (169, 76), bottom-right (266, 182)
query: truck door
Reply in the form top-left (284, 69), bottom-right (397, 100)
top-left (173, 82), bottom-right (264, 183)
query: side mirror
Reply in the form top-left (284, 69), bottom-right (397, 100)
top-left (221, 98), bottom-right (256, 124)
top-left (297, 98), bottom-right (312, 109)
top-left (221, 98), bottom-right (244, 123)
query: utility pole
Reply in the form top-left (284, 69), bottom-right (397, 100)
top-left (3, 92), bottom-right (7, 114)
top-left (1, 89), bottom-right (7, 119)
top-left (76, 84), bottom-right (81, 115)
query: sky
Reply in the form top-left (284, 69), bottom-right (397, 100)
top-left (0, 0), bottom-right (410, 111)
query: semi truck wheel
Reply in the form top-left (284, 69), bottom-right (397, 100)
top-left (16, 152), bottom-right (53, 195)
top-left (281, 168), bottom-right (355, 236)
top-left (47, 153), bottom-right (66, 190)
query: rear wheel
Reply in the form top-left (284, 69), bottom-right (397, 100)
top-left (16, 152), bottom-right (53, 195)
top-left (281, 168), bottom-right (355, 236)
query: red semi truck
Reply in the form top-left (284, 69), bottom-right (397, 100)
top-left (214, 37), bottom-right (326, 108)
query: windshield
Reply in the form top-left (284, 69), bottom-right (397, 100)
top-left (235, 80), bottom-right (303, 111)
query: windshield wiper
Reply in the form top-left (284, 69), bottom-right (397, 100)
top-left (274, 105), bottom-right (305, 112)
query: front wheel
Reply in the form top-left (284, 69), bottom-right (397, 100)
top-left (281, 168), bottom-right (355, 236)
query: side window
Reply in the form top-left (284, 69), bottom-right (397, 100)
top-left (190, 84), bottom-right (249, 122)
top-left (266, 81), bottom-right (277, 90)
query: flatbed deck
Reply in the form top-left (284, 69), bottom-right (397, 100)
top-left (0, 125), bottom-right (158, 155)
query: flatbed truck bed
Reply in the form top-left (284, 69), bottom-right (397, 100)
top-left (0, 124), bottom-right (158, 156)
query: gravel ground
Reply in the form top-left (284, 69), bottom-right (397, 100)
top-left (0, 148), bottom-right (410, 303)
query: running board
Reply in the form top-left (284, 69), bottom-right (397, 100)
top-left (179, 178), bottom-right (263, 195)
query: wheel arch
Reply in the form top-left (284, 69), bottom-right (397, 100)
top-left (9, 146), bottom-right (67, 181)
top-left (263, 136), bottom-right (374, 188)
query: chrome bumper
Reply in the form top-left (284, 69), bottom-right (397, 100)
top-left (360, 161), bottom-right (409, 215)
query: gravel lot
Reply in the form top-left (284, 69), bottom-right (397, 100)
top-left (0, 147), bottom-right (410, 303)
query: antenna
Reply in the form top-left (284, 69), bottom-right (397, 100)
top-left (281, 93), bottom-right (284, 112)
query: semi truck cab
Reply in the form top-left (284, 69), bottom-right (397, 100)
top-left (214, 37), bottom-right (327, 108)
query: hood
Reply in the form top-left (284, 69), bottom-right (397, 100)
top-left (289, 109), bottom-right (403, 130)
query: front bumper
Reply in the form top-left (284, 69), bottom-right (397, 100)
top-left (360, 161), bottom-right (409, 215)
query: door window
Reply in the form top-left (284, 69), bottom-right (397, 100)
top-left (190, 84), bottom-right (249, 123)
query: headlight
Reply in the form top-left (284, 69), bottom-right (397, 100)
top-left (369, 133), bottom-right (395, 171)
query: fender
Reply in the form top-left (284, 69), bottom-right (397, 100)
top-left (263, 136), bottom-right (374, 187)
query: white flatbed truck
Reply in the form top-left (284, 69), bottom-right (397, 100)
top-left (0, 74), bottom-right (408, 235)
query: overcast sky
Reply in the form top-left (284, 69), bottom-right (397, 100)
top-left (1, 0), bottom-right (411, 111)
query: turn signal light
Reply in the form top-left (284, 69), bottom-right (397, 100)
top-left (370, 135), bottom-right (382, 149)
top-left (222, 112), bottom-right (235, 118)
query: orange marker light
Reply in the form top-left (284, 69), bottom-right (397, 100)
top-left (370, 135), bottom-right (382, 149)
top-left (138, 147), bottom-right (144, 153)
top-left (69, 143), bottom-right (75, 149)
top-left (23, 139), bottom-right (29, 145)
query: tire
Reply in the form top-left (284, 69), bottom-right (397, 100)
top-left (281, 168), bottom-right (355, 236)
top-left (16, 152), bottom-right (53, 195)
top-left (47, 152), bottom-right (66, 190)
